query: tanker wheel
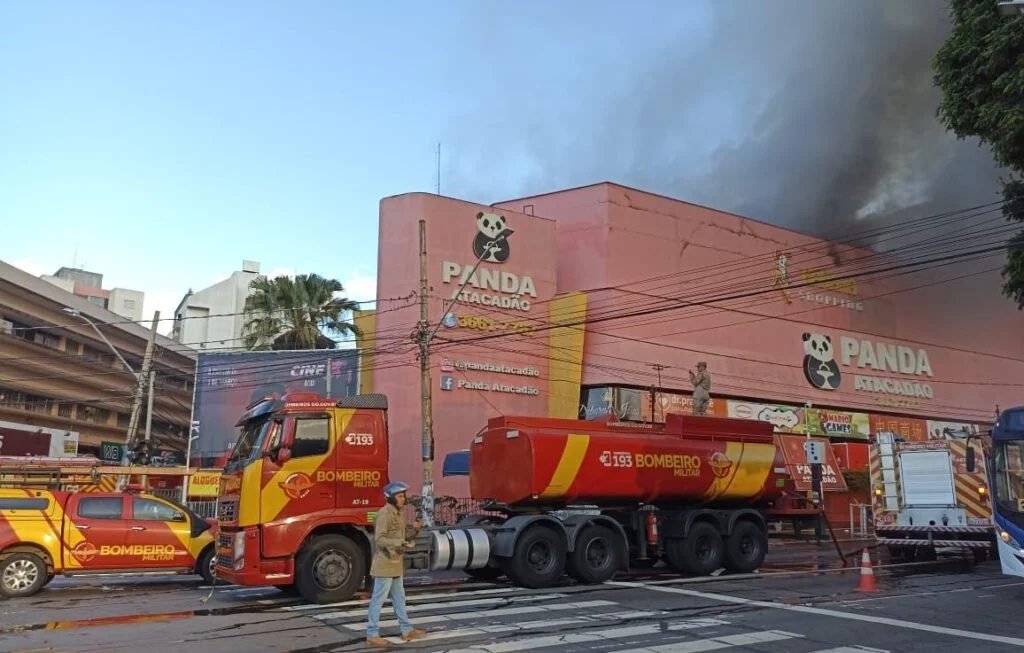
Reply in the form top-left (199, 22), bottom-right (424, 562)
top-left (507, 527), bottom-right (565, 589)
top-left (566, 526), bottom-right (620, 584)
top-left (724, 521), bottom-right (766, 573)
top-left (667, 522), bottom-right (724, 576)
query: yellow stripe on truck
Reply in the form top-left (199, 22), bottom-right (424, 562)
top-left (704, 443), bottom-right (776, 501)
top-left (539, 434), bottom-right (591, 500)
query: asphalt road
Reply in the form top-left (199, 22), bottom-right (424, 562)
top-left (2, 550), bottom-right (1022, 653)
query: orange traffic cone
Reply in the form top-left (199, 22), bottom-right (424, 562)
top-left (855, 548), bottom-right (878, 593)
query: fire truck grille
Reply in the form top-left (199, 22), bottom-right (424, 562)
top-left (218, 499), bottom-right (238, 522)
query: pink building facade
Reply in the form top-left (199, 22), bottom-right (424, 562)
top-left (359, 183), bottom-right (1024, 496)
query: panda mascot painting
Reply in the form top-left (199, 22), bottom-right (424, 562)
top-left (473, 211), bottom-right (514, 263)
top-left (802, 332), bottom-right (842, 391)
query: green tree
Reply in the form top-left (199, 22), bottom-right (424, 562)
top-left (242, 273), bottom-right (361, 350)
top-left (933, 0), bottom-right (1024, 307)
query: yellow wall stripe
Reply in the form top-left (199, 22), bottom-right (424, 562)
top-left (353, 309), bottom-right (377, 394)
top-left (547, 293), bottom-right (588, 419)
top-left (539, 434), bottom-right (590, 499)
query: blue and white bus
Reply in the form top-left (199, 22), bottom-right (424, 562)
top-left (983, 406), bottom-right (1024, 577)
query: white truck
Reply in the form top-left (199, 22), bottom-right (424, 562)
top-left (869, 433), bottom-right (995, 561)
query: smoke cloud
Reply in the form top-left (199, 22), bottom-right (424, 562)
top-left (444, 0), bottom-right (1004, 240)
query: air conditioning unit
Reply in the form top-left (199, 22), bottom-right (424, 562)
top-left (0, 319), bottom-right (13, 335)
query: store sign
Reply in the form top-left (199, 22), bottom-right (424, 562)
top-left (774, 252), bottom-right (863, 311)
top-left (188, 470), bottom-right (222, 498)
top-left (440, 358), bottom-right (540, 378)
top-left (800, 330), bottom-right (935, 406)
top-left (777, 435), bottom-right (849, 492)
top-left (440, 211), bottom-right (537, 312)
top-left (440, 375), bottom-right (539, 396)
top-left (640, 391), bottom-right (726, 422)
top-left (100, 441), bottom-right (125, 463)
top-left (869, 415), bottom-right (927, 442)
top-left (727, 401), bottom-right (869, 440)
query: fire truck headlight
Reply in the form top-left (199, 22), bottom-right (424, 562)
top-left (978, 486), bottom-right (987, 496)
top-left (874, 488), bottom-right (882, 497)
top-left (233, 532), bottom-right (246, 565)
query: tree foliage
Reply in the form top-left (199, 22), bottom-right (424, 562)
top-left (242, 273), bottom-right (361, 351)
top-left (933, 0), bottom-right (1024, 308)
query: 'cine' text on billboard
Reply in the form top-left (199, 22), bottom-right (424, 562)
top-left (193, 350), bottom-right (359, 461)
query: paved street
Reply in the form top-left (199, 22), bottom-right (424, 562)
top-left (2, 550), bottom-right (1023, 653)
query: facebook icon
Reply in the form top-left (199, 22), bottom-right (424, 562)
top-left (440, 375), bottom-right (455, 391)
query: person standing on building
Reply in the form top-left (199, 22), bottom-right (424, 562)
top-left (689, 362), bottom-right (711, 416)
top-left (365, 481), bottom-right (427, 647)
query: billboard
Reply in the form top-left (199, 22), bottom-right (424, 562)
top-left (192, 350), bottom-right (359, 461)
top-left (0, 421), bottom-right (79, 457)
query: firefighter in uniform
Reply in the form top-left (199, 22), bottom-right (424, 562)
top-left (365, 481), bottom-right (427, 647)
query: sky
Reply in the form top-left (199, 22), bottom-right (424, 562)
top-left (0, 1), bottom-right (1002, 336)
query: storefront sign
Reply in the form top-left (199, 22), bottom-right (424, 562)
top-left (440, 358), bottom-right (540, 378)
top-left (774, 252), bottom-right (863, 311)
top-left (440, 375), bottom-right (539, 396)
top-left (925, 420), bottom-right (984, 440)
top-left (188, 470), bottom-right (222, 498)
top-left (777, 435), bottom-right (849, 492)
top-left (869, 415), bottom-right (927, 441)
top-left (639, 391), bottom-right (727, 422)
top-left (727, 401), bottom-right (869, 439)
top-left (441, 262), bottom-right (537, 312)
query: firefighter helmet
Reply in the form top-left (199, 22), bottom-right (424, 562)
top-left (383, 481), bottom-right (409, 505)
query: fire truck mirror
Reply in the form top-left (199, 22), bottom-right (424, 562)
top-left (966, 446), bottom-right (976, 473)
top-left (276, 446), bottom-right (293, 465)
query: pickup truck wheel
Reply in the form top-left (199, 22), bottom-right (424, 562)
top-left (1, 552), bottom-right (47, 598)
top-left (508, 527), bottom-right (565, 589)
top-left (566, 526), bottom-right (620, 584)
top-left (197, 547), bottom-right (216, 585)
top-left (724, 521), bottom-right (766, 573)
top-left (295, 535), bottom-right (365, 604)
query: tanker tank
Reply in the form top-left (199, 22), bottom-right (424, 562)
top-left (469, 413), bottom-right (787, 508)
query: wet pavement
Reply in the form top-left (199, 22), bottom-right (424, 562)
top-left (2, 542), bottom-right (1020, 653)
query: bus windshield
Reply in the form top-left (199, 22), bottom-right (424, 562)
top-left (994, 438), bottom-right (1024, 514)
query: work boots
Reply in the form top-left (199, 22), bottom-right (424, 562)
top-left (402, 629), bottom-right (427, 641)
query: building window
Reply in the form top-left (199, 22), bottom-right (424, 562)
top-left (87, 296), bottom-right (107, 308)
top-left (0, 389), bottom-right (26, 408)
top-left (92, 408), bottom-right (110, 424)
top-left (122, 299), bottom-right (137, 310)
top-left (76, 405), bottom-right (94, 421)
top-left (26, 394), bottom-right (52, 414)
top-left (58, 402), bottom-right (73, 419)
top-left (33, 332), bottom-right (60, 349)
top-left (117, 412), bottom-right (130, 427)
top-left (65, 339), bottom-right (81, 355)
top-left (82, 345), bottom-right (103, 362)
top-left (8, 320), bottom-right (33, 342)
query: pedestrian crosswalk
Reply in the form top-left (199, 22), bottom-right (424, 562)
top-left (286, 585), bottom-right (891, 652)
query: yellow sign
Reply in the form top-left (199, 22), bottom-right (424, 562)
top-left (189, 470), bottom-right (223, 498)
top-left (634, 453), bottom-right (701, 477)
top-left (316, 470), bottom-right (381, 488)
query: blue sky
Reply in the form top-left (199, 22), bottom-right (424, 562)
top-left (1, 2), bottom-right (991, 336)
top-left (0, 2), bottom-right (710, 333)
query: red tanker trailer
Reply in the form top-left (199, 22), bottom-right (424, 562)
top-left (214, 392), bottom-right (796, 604)
top-left (433, 412), bottom-right (790, 589)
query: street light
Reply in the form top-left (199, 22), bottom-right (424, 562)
top-left (62, 308), bottom-right (138, 379)
top-left (997, 0), bottom-right (1024, 16)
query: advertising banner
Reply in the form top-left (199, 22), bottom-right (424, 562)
top-left (99, 441), bottom-right (125, 463)
top-left (640, 391), bottom-right (728, 422)
top-left (869, 415), bottom-right (928, 442)
top-left (193, 350), bottom-right (359, 459)
top-left (777, 434), bottom-right (849, 492)
top-left (725, 401), bottom-right (869, 439)
top-left (925, 420), bottom-right (984, 440)
top-left (0, 421), bottom-right (79, 457)
top-left (188, 469), bottom-right (223, 498)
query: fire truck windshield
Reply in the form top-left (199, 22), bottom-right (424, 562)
top-left (227, 418), bottom-right (273, 466)
top-left (994, 439), bottom-right (1024, 514)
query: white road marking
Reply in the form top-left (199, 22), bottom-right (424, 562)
top-left (610, 581), bottom-right (1024, 647)
top-left (438, 617), bottom-right (731, 652)
top-left (340, 599), bottom-right (619, 630)
top-left (314, 592), bottom-right (567, 621)
top-left (809, 648), bottom-right (889, 653)
top-left (612, 630), bottom-right (801, 652)
top-left (281, 586), bottom-right (518, 611)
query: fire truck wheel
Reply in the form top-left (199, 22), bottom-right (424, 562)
top-left (724, 521), bottom-right (766, 573)
top-left (295, 535), bottom-right (365, 604)
top-left (507, 527), bottom-right (566, 589)
top-left (197, 547), bottom-right (217, 586)
top-left (1, 552), bottom-right (47, 598)
top-left (667, 522), bottom-right (724, 576)
top-left (566, 526), bottom-right (620, 584)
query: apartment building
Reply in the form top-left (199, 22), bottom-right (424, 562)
top-left (0, 260), bottom-right (195, 458)
top-left (41, 266), bottom-right (145, 323)
top-left (172, 260), bottom-right (261, 351)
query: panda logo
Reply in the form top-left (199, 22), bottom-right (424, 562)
top-left (473, 212), bottom-right (514, 263)
top-left (802, 332), bottom-right (842, 391)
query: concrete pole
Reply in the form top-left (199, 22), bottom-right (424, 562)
top-left (418, 220), bottom-right (436, 527)
top-left (122, 311), bottom-right (159, 488)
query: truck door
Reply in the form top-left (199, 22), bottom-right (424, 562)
top-left (263, 414), bottom-right (335, 519)
top-left (334, 411), bottom-right (389, 511)
top-left (64, 496), bottom-right (130, 571)
top-left (124, 496), bottom-right (193, 570)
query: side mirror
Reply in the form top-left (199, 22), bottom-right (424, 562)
top-left (276, 447), bottom-right (292, 465)
top-left (966, 446), bottom-right (976, 473)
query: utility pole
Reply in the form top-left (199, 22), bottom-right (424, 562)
top-left (417, 221), bottom-right (436, 527)
top-left (648, 363), bottom-right (668, 423)
top-left (125, 311), bottom-right (159, 469)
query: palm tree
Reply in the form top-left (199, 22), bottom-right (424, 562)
top-left (242, 273), bottom-right (361, 351)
